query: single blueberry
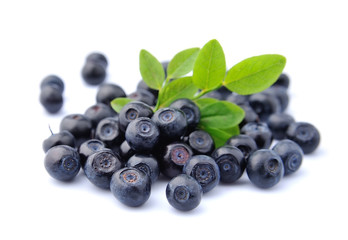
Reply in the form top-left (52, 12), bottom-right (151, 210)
top-left (239, 104), bottom-right (259, 128)
top-left (126, 154), bottom-right (160, 184)
top-left (86, 52), bottom-right (108, 69)
top-left (137, 80), bottom-right (159, 98)
top-left (286, 122), bottom-right (320, 154)
top-left (84, 103), bottom-right (117, 128)
top-left (187, 130), bottom-right (214, 155)
top-left (128, 89), bottom-right (156, 106)
top-left (249, 92), bottom-right (281, 121)
top-left (241, 122), bottom-right (273, 149)
top-left (169, 98), bottom-right (200, 131)
top-left (43, 130), bottom-right (76, 153)
top-left (81, 61), bottom-right (106, 85)
top-left (40, 75), bottom-right (64, 94)
top-left (267, 113), bottom-right (295, 140)
top-left (118, 101), bottom-right (153, 132)
top-left (96, 117), bottom-right (123, 148)
top-left (40, 85), bottom-right (63, 114)
top-left (96, 83), bottom-right (126, 107)
top-left (226, 134), bottom-right (258, 162)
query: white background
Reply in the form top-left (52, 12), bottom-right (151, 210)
top-left (0, 0), bottom-right (347, 239)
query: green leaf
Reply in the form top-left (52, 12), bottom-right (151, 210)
top-left (110, 97), bottom-right (133, 113)
top-left (194, 97), bottom-right (218, 109)
top-left (201, 125), bottom-right (240, 148)
top-left (167, 48), bottom-right (200, 79)
top-left (192, 39), bottom-right (226, 91)
top-left (224, 54), bottom-right (286, 95)
top-left (157, 76), bottom-right (199, 108)
top-left (197, 100), bottom-right (245, 129)
top-left (139, 49), bottom-right (165, 90)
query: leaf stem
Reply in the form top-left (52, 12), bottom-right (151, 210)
top-left (191, 83), bottom-right (223, 100)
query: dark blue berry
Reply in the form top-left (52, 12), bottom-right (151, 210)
top-left (272, 140), bottom-right (303, 176)
top-left (78, 139), bottom-right (106, 167)
top-left (183, 155), bottom-right (220, 193)
top-left (128, 89), bottom-right (156, 106)
top-left (44, 145), bottom-right (80, 181)
top-left (84, 149), bottom-right (122, 189)
top-left (86, 52), bottom-right (108, 68)
top-left (241, 122), bottom-right (273, 149)
top-left (226, 93), bottom-right (250, 106)
top-left (286, 122), bottom-right (320, 154)
top-left (159, 142), bottom-right (193, 179)
top-left (137, 80), bottom-right (159, 98)
top-left (272, 73), bottom-right (290, 89)
top-left (43, 130), bottom-right (76, 153)
top-left (212, 146), bottom-right (245, 183)
top-left (239, 104), bottom-right (259, 128)
top-left (249, 92), bottom-right (281, 121)
top-left (119, 140), bottom-right (136, 163)
top-left (96, 117), bottom-right (123, 147)
top-left (40, 86), bottom-right (63, 113)
top-left (125, 117), bottom-right (160, 152)
top-left (169, 98), bottom-right (200, 131)
top-left (226, 134), bottom-right (257, 162)
top-left (152, 107), bottom-right (188, 141)
top-left (263, 86), bottom-right (289, 112)
top-left (246, 149), bottom-right (284, 189)
top-left (84, 103), bottom-right (117, 128)
top-left (126, 154), bottom-right (160, 184)
top-left (40, 75), bottom-right (64, 94)
top-left (81, 61), bottom-right (106, 85)
top-left (267, 113), bottom-right (295, 140)
top-left (187, 130), bottom-right (214, 155)
top-left (96, 83), bottom-right (126, 107)
top-left (118, 101), bottom-right (153, 132)
top-left (166, 174), bottom-right (203, 211)
top-left (110, 167), bottom-right (151, 207)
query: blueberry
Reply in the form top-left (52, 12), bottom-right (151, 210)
top-left (137, 80), bottom-right (159, 98)
top-left (128, 89), bottom-right (156, 106)
top-left (239, 104), bottom-right (259, 128)
top-left (159, 142), bottom-right (193, 179)
top-left (286, 122), bottom-right (320, 154)
top-left (152, 107), bottom-right (188, 141)
top-left (241, 122), bottom-right (273, 149)
top-left (166, 174), bottom-right (203, 211)
top-left (226, 134), bottom-right (258, 162)
top-left (119, 140), bottom-right (136, 163)
top-left (126, 154), bottom-right (160, 184)
top-left (226, 93), bottom-right (250, 106)
top-left (212, 146), bottom-right (245, 183)
top-left (96, 83), bottom-right (126, 107)
top-left (267, 113), bottom-right (295, 140)
top-left (263, 86), bottom-right (289, 112)
top-left (272, 140), bottom-right (303, 176)
top-left (187, 130), bottom-right (214, 155)
top-left (201, 90), bottom-right (224, 100)
top-left (84, 149), bottom-right (122, 189)
top-left (246, 149), bottom-right (284, 188)
top-left (40, 86), bottom-right (63, 113)
top-left (96, 117), bottom-right (123, 148)
top-left (249, 92), bottom-right (281, 121)
top-left (86, 52), bottom-right (108, 69)
top-left (60, 114), bottom-right (93, 147)
top-left (43, 130), bottom-right (76, 153)
top-left (44, 145), bottom-right (81, 181)
top-left (84, 103), bottom-right (117, 128)
top-left (78, 139), bottom-right (106, 167)
top-left (118, 101), bottom-right (153, 132)
top-left (81, 61), bottom-right (106, 85)
top-left (169, 98), bottom-right (200, 131)
top-left (183, 155), bottom-right (220, 193)
top-left (272, 73), bottom-right (290, 89)
top-left (110, 167), bottom-right (151, 207)
top-left (40, 75), bottom-right (64, 94)
top-left (125, 117), bottom-right (160, 152)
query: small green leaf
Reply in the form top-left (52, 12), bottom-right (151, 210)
top-left (197, 100), bottom-right (245, 129)
top-left (139, 49), bottom-right (165, 90)
top-left (167, 48), bottom-right (200, 79)
top-left (224, 54), bottom-right (286, 95)
top-left (193, 39), bottom-right (226, 91)
top-left (157, 76), bottom-right (199, 108)
top-left (110, 97), bottom-right (133, 113)
top-left (194, 97), bottom-right (218, 109)
top-left (201, 125), bottom-right (240, 148)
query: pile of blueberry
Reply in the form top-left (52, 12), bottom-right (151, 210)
top-left (42, 52), bottom-right (320, 211)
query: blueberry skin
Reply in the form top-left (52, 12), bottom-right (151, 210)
top-left (267, 113), bottom-right (295, 140)
top-left (126, 154), bottom-right (160, 184)
top-left (84, 149), bottom-right (122, 189)
top-left (183, 155), bottom-right (220, 193)
top-left (241, 122), bottom-right (273, 149)
top-left (249, 92), bottom-right (281, 122)
top-left (169, 98), bottom-right (200, 131)
top-left (166, 174), bottom-right (203, 211)
top-left (239, 104), bottom-right (259, 128)
top-left (44, 145), bottom-right (81, 181)
top-left (286, 122), bottom-right (320, 154)
top-left (187, 130), bottom-right (214, 155)
top-left (84, 103), bottom-right (117, 128)
top-left (272, 140), bottom-right (303, 176)
top-left (125, 117), bottom-right (160, 152)
top-left (96, 83), bottom-right (126, 106)
top-left (40, 86), bottom-right (63, 113)
top-left (212, 146), bottom-right (245, 183)
top-left (43, 130), bottom-right (76, 153)
top-left (246, 149), bottom-right (284, 189)
top-left (59, 114), bottom-right (93, 147)
top-left (110, 167), bottom-right (151, 207)
top-left (128, 89), bottom-right (156, 106)
top-left (78, 139), bottom-right (106, 167)
top-left (118, 101), bottom-right (153, 132)
top-left (95, 117), bottom-right (123, 147)
top-left (272, 73), bottom-right (290, 89)
top-left (152, 107), bottom-right (188, 141)
top-left (81, 61), bottom-right (106, 85)
top-left (263, 87), bottom-right (289, 112)
top-left (86, 52), bottom-right (108, 69)
top-left (226, 93), bottom-right (250, 106)
top-left (40, 75), bottom-right (64, 94)
top-left (119, 140), bottom-right (136, 163)
top-left (137, 80), bottom-right (159, 98)
top-left (226, 134), bottom-right (257, 162)
top-left (159, 142), bottom-right (193, 179)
